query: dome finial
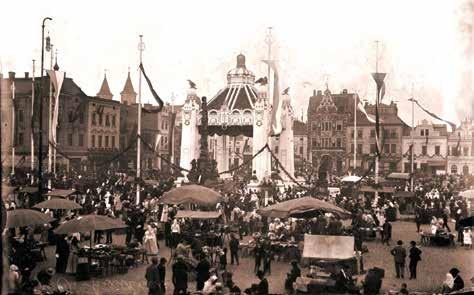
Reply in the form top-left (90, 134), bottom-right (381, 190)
top-left (236, 53), bottom-right (246, 68)
top-left (53, 48), bottom-right (59, 71)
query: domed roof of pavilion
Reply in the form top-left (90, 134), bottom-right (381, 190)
top-left (208, 54), bottom-right (258, 111)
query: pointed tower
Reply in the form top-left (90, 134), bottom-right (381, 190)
top-left (97, 72), bottom-right (113, 100)
top-left (120, 69), bottom-right (137, 105)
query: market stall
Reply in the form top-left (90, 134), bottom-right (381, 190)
top-left (161, 184), bottom-right (222, 207)
top-left (258, 196), bottom-right (351, 219)
top-left (295, 234), bottom-right (359, 294)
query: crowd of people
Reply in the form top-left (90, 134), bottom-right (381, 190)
top-left (2, 168), bottom-right (473, 294)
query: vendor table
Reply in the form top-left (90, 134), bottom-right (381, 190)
top-left (294, 275), bottom-right (336, 294)
top-left (420, 232), bottom-right (455, 247)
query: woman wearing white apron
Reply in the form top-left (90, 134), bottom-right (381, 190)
top-left (143, 224), bottom-right (159, 263)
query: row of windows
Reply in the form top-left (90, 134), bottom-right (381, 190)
top-left (311, 121), bottom-right (343, 131)
top-left (67, 134), bottom-right (85, 147)
top-left (92, 113), bottom-right (116, 128)
top-left (91, 135), bottom-right (116, 148)
top-left (311, 137), bottom-right (343, 148)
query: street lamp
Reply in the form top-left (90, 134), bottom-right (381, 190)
top-left (38, 17), bottom-right (52, 200)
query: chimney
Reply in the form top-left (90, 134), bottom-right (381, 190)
top-left (8, 71), bottom-right (15, 80)
top-left (25, 72), bottom-right (29, 79)
top-left (317, 90), bottom-right (322, 96)
top-left (342, 89), bottom-right (348, 94)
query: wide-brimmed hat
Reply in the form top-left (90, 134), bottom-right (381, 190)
top-left (449, 268), bottom-right (460, 276)
top-left (10, 264), bottom-right (19, 271)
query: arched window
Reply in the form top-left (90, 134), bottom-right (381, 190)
top-left (451, 165), bottom-right (458, 174)
top-left (463, 165), bottom-right (469, 175)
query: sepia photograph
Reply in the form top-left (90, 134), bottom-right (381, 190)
top-left (0, 0), bottom-right (473, 294)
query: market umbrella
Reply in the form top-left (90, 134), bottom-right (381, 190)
top-left (54, 214), bottom-right (127, 235)
top-left (34, 199), bottom-right (82, 210)
top-left (45, 189), bottom-right (76, 198)
top-left (161, 184), bottom-right (222, 206)
top-left (259, 196), bottom-right (351, 219)
top-left (6, 209), bottom-right (55, 228)
top-left (341, 175), bottom-right (361, 183)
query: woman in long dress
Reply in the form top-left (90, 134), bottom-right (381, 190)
top-left (143, 225), bottom-right (159, 263)
top-left (66, 236), bottom-right (80, 274)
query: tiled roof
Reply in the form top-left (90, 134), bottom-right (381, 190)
top-left (1, 76), bottom-right (87, 98)
top-left (293, 120), bottom-right (307, 135)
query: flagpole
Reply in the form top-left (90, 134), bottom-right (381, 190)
top-left (48, 44), bottom-right (53, 189)
top-left (265, 27), bottom-right (273, 98)
top-left (53, 49), bottom-right (57, 176)
top-left (39, 17), bottom-right (53, 200)
top-left (11, 77), bottom-right (16, 175)
top-left (31, 60), bottom-right (36, 175)
top-left (353, 94), bottom-right (357, 173)
top-left (136, 34), bottom-right (144, 205)
top-left (170, 92), bottom-right (175, 166)
top-left (374, 41), bottom-right (380, 186)
top-left (410, 90), bottom-right (415, 191)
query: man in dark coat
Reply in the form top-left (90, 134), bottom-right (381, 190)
top-left (157, 258), bottom-right (167, 294)
top-left (390, 240), bottom-right (407, 279)
top-left (229, 234), bottom-right (240, 265)
top-left (256, 270), bottom-right (269, 295)
top-left (55, 235), bottom-right (70, 273)
top-left (172, 256), bottom-right (188, 295)
top-left (195, 254), bottom-right (210, 291)
top-left (382, 221), bottom-right (392, 246)
top-left (145, 257), bottom-right (162, 295)
top-left (408, 240), bottom-right (422, 279)
top-left (450, 268), bottom-right (464, 292)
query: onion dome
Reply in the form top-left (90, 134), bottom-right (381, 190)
top-left (227, 54), bottom-right (255, 85)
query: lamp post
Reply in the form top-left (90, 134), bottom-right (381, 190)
top-left (38, 17), bottom-right (52, 200)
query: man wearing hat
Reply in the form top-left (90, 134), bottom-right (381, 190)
top-left (449, 268), bottom-right (464, 292)
top-left (390, 240), bottom-right (407, 279)
top-left (172, 255), bottom-right (188, 295)
top-left (408, 241), bottom-right (422, 280)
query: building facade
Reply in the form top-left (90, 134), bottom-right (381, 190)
top-left (345, 101), bottom-right (409, 175)
top-left (447, 119), bottom-right (474, 175)
top-left (307, 88), bottom-right (352, 178)
top-left (292, 120), bottom-right (308, 176)
top-left (401, 120), bottom-right (448, 175)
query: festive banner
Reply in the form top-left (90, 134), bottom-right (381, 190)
top-left (46, 70), bottom-right (65, 144)
top-left (262, 60), bottom-right (282, 136)
top-left (413, 99), bottom-right (457, 131)
top-left (139, 63), bottom-right (164, 112)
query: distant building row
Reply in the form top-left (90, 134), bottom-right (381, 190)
top-left (0, 67), bottom-right (179, 173)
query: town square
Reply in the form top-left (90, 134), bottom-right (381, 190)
top-left (1, 1), bottom-right (473, 294)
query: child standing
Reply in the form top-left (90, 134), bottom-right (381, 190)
top-left (463, 227), bottom-right (472, 249)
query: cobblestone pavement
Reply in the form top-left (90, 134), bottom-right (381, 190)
top-left (32, 221), bottom-right (473, 294)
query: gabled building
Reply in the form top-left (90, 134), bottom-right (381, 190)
top-left (347, 101), bottom-right (410, 175)
top-left (307, 88), bottom-right (353, 178)
top-left (447, 118), bottom-right (474, 175)
top-left (401, 119), bottom-right (448, 175)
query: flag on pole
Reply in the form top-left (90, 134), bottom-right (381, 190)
top-left (357, 101), bottom-right (376, 123)
top-left (46, 70), bottom-right (65, 145)
top-left (412, 99), bottom-right (457, 131)
top-left (262, 60), bottom-right (282, 136)
top-left (139, 63), bottom-right (164, 112)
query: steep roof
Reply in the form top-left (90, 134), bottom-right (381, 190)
top-left (97, 74), bottom-right (113, 99)
top-left (120, 71), bottom-right (136, 95)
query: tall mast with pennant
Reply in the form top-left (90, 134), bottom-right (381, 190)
top-left (371, 40), bottom-right (386, 187)
top-left (136, 35), bottom-right (144, 205)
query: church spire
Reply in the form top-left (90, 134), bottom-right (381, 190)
top-left (120, 67), bottom-right (137, 105)
top-left (97, 70), bottom-right (113, 100)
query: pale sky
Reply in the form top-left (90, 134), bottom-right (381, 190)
top-left (1, 0), bottom-right (472, 127)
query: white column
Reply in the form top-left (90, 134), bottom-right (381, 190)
top-left (179, 91), bottom-right (200, 175)
top-left (252, 86), bottom-right (272, 181)
top-left (278, 96), bottom-right (295, 181)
